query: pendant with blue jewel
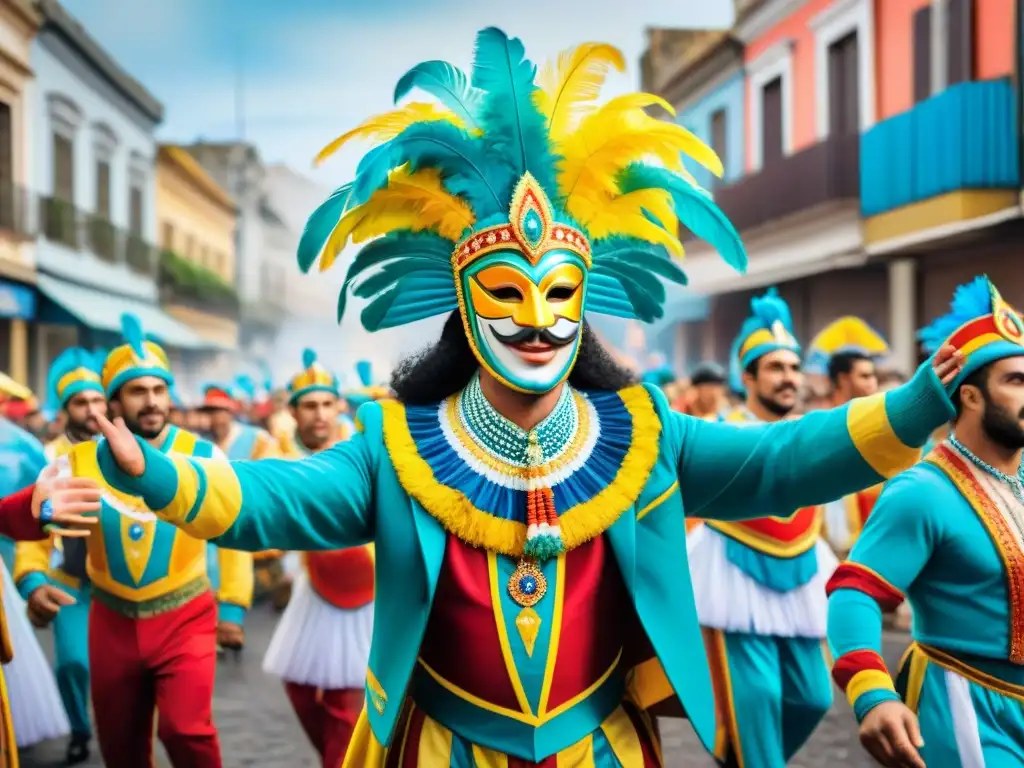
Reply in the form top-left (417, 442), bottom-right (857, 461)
top-left (508, 559), bottom-right (546, 657)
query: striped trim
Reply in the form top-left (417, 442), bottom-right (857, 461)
top-left (845, 669), bottom-right (896, 708)
top-left (846, 393), bottom-right (921, 479)
top-left (832, 649), bottom-right (890, 693)
top-left (826, 562), bottom-right (905, 611)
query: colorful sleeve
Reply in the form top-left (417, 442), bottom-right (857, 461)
top-left (215, 546), bottom-right (254, 625)
top-left (0, 484), bottom-right (47, 543)
top-left (89, 404), bottom-right (381, 552)
top-left (14, 536), bottom-right (53, 599)
top-left (671, 360), bottom-right (949, 521)
top-left (826, 473), bottom-right (940, 721)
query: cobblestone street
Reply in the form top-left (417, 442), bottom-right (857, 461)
top-left (20, 606), bottom-right (904, 767)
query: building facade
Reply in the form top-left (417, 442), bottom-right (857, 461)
top-left (645, 0), bottom-right (1020, 376)
top-left (0, 0), bottom-right (41, 386)
top-left (155, 144), bottom-right (239, 394)
top-left (30, 0), bottom-right (208, 394)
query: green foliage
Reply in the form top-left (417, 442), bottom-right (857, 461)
top-left (158, 249), bottom-right (238, 310)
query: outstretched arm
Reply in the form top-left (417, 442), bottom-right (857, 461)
top-left (826, 474), bottom-right (940, 721)
top-left (671, 360), bottom-right (953, 521)
top-left (215, 546), bottom-right (254, 626)
top-left (84, 406), bottom-right (381, 552)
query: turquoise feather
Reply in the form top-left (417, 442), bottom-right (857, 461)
top-left (592, 237), bottom-right (688, 286)
top-left (355, 361), bottom-right (373, 388)
top-left (235, 375), bottom-right (256, 400)
top-left (360, 281), bottom-right (460, 331)
top-left (351, 122), bottom-right (508, 215)
top-left (585, 274), bottom-right (637, 318)
top-left (302, 348), bottom-right (317, 369)
top-left (352, 265), bottom-right (452, 301)
top-left (919, 275), bottom-right (993, 353)
top-left (617, 164), bottom-right (747, 272)
top-left (120, 313), bottom-right (147, 358)
top-left (727, 331), bottom-right (745, 394)
top-left (471, 27), bottom-right (559, 198)
top-left (298, 183), bottom-right (354, 273)
top-left (337, 233), bottom-right (453, 322)
top-left (393, 61), bottom-right (483, 130)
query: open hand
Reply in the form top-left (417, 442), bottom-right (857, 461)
top-left (32, 465), bottom-right (101, 538)
top-left (859, 700), bottom-right (926, 768)
top-left (26, 584), bottom-right (75, 628)
top-left (931, 344), bottom-right (964, 387)
top-left (217, 621), bottom-right (245, 650)
top-left (95, 412), bottom-right (145, 477)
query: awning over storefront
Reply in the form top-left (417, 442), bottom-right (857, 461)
top-left (37, 274), bottom-right (214, 350)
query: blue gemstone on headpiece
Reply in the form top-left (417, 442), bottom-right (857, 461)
top-left (128, 523), bottom-right (144, 541)
top-left (522, 209), bottom-right (543, 248)
top-left (519, 575), bottom-right (537, 594)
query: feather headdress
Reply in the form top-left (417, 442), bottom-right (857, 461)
top-left (728, 288), bottom-right (800, 394)
top-left (918, 275), bottom-right (1024, 390)
top-left (288, 348), bottom-right (340, 404)
top-left (804, 317), bottom-right (889, 376)
top-left (101, 314), bottom-right (174, 397)
top-left (299, 28), bottom-right (746, 331)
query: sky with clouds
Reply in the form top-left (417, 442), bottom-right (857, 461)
top-left (60, 0), bottom-right (733, 374)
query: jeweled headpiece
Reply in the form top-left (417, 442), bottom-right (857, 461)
top-left (919, 276), bottom-right (1024, 391)
top-left (299, 29), bottom-right (746, 393)
top-left (729, 288), bottom-right (801, 393)
top-left (804, 317), bottom-right (889, 376)
top-left (288, 349), bottom-right (340, 405)
top-left (102, 314), bottom-right (174, 397)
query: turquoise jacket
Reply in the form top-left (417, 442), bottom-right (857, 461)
top-left (90, 366), bottom-right (952, 754)
top-left (828, 441), bottom-right (1024, 721)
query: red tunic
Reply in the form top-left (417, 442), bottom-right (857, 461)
top-left (304, 546), bottom-right (375, 609)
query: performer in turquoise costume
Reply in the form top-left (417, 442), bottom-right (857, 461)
top-left (686, 289), bottom-right (837, 767)
top-left (828, 276), bottom-right (1024, 768)
top-left (88, 28), bottom-right (961, 766)
top-left (15, 347), bottom-right (106, 763)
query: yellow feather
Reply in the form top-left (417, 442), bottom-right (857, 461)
top-left (316, 168), bottom-right (474, 271)
top-left (808, 317), bottom-right (890, 357)
top-left (569, 189), bottom-right (682, 256)
top-left (314, 103), bottom-right (464, 167)
top-left (535, 42), bottom-right (626, 141)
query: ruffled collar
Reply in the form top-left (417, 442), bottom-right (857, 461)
top-left (380, 383), bottom-right (660, 557)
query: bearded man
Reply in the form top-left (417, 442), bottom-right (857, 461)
top-left (829, 277), bottom-right (1024, 768)
top-left (83, 28), bottom-right (960, 766)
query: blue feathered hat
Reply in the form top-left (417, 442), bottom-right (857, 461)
top-left (287, 349), bottom-right (340, 405)
top-left (918, 275), bottom-right (1024, 391)
top-left (46, 347), bottom-right (105, 410)
top-left (298, 28), bottom-right (746, 332)
top-left (804, 317), bottom-right (889, 377)
top-left (101, 314), bottom-right (174, 397)
top-left (729, 288), bottom-right (801, 393)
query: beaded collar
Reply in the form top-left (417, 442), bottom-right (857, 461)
top-left (457, 373), bottom-right (579, 467)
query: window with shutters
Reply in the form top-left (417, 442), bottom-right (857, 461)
top-left (95, 161), bottom-right (111, 218)
top-left (0, 103), bottom-right (13, 231)
top-left (52, 133), bottom-right (74, 202)
top-left (913, 6), bottom-right (933, 103)
top-left (129, 185), bottom-right (143, 236)
top-left (946, 0), bottom-right (975, 86)
top-left (761, 78), bottom-right (784, 166)
top-left (710, 109), bottom-right (727, 181)
top-left (827, 32), bottom-right (860, 136)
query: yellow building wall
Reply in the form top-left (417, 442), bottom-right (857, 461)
top-left (155, 148), bottom-right (237, 285)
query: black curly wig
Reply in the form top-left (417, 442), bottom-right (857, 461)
top-left (391, 311), bottom-right (637, 405)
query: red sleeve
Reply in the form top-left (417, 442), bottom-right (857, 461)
top-left (0, 485), bottom-right (46, 541)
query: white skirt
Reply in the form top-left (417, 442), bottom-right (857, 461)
top-left (687, 525), bottom-right (839, 638)
top-left (262, 572), bottom-right (373, 690)
top-left (1, 560), bottom-right (70, 746)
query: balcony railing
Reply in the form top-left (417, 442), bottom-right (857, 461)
top-left (38, 195), bottom-right (158, 276)
top-left (0, 184), bottom-right (35, 238)
top-left (709, 132), bottom-right (860, 233)
top-left (860, 78), bottom-right (1019, 217)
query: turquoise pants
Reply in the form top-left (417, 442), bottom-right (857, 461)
top-left (708, 630), bottom-right (833, 768)
top-left (900, 650), bottom-right (1024, 766)
top-left (54, 580), bottom-right (91, 738)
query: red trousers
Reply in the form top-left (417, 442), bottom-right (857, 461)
top-left (90, 591), bottom-right (221, 767)
top-left (285, 682), bottom-right (362, 768)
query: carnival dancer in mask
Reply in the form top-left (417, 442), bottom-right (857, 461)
top-left (56, 314), bottom-right (253, 767)
top-left (84, 29), bottom-right (961, 766)
top-left (263, 350), bottom-right (374, 767)
top-left (14, 348), bottom-right (106, 763)
top-left (0, 465), bottom-right (103, 768)
top-left (804, 318), bottom-right (891, 556)
top-left (828, 277), bottom-right (1024, 768)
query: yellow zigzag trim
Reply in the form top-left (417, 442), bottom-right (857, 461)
top-left (380, 385), bottom-right (661, 556)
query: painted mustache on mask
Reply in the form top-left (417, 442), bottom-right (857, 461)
top-left (489, 324), bottom-right (577, 347)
